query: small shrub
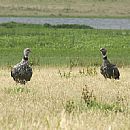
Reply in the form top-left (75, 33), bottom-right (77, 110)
top-left (69, 58), bottom-right (79, 70)
top-left (80, 85), bottom-right (124, 112)
top-left (43, 23), bottom-right (94, 29)
top-left (64, 86), bottom-right (125, 114)
top-left (65, 100), bottom-right (75, 113)
top-left (58, 70), bottom-right (71, 78)
top-left (81, 85), bottom-right (96, 105)
top-left (79, 67), bottom-right (97, 76)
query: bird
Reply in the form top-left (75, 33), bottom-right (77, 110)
top-left (100, 48), bottom-right (120, 80)
top-left (11, 48), bottom-right (32, 84)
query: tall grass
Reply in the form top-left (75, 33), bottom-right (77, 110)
top-left (0, 22), bottom-right (130, 67)
top-left (0, 67), bottom-right (130, 129)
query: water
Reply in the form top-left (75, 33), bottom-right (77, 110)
top-left (0, 17), bottom-right (130, 29)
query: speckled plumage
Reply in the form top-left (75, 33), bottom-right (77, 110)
top-left (100, 48), bottom-right (120, 80)
top-left (11, 48), bottom-right (32, 84)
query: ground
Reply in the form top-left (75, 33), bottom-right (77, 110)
top-left (0, 67), bottom-right (130, 129)
top-left (0, 0), bottom-right (130, 17)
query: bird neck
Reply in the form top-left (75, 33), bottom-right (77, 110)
top-left (102, 54), bottom-right (111, 65)
top-left (20, 56), bottom-right (29, 64)
top-left (23, 56), bottom-right (28, 61)
top-left (103, 55), bottom-right (107, 60)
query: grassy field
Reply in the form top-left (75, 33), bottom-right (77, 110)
top-left (0, 22), bottom-right (130, 129)
top-left (0, 67), bottom-right (130, 129)
top-left (0, 22), bottom-right (130, 67)
top-left (0, 0), bottom-right (130, 17)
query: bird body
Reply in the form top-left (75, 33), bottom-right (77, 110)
top-left (100, 48), bottom-right (120, 80)
top-left (11, 48), bottom-right (32, 84)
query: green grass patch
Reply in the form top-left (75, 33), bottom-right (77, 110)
top-left (3, 86), bottom-right (31, 94)
top-left (65, 99), bottom-right (124, 114)
top-left (0, 22), bottom-right (130, 67)
top-left (65, 86), bottom-right (125, 113)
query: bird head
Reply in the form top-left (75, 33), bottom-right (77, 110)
top-left (100, 48), bottom-right (107, 55)
top-left (24, 48), bottom-right (31, 58)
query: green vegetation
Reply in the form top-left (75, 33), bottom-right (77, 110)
top-left (4, 86), bottom-right (31, 94)
top-left (0, 0), bottom-right (130, 17)
top-left (0, 22), bottom-right (129, 67)
top-left (65, 86), bottom-right (124, 114)
top-left (0, 16), bottom-right (129, 129)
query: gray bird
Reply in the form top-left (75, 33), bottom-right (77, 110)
top-left (11, 48), bottom-right (32, 84)
top-left (100, 48), bottom-right (120, 80)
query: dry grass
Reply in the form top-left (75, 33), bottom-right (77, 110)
top-left (0, 66), bottom-right (130, 129)
top-left (0, 0), bottom-right (130, 17)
